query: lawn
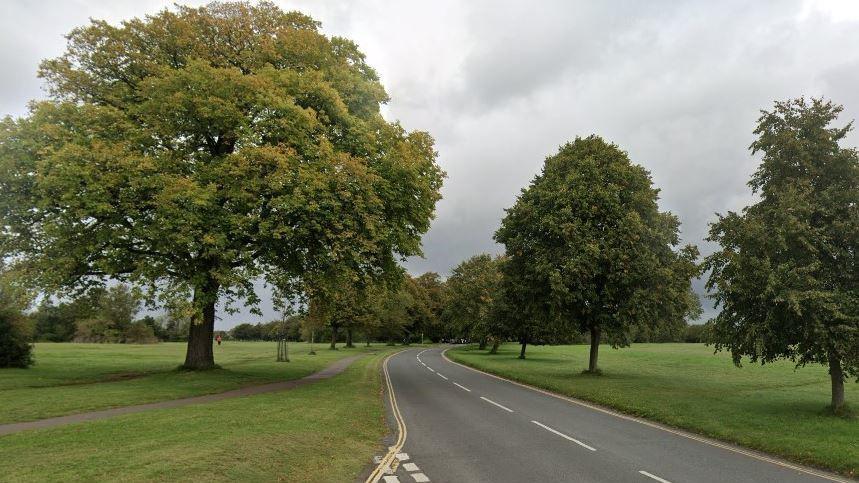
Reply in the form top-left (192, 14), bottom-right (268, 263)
top-left (0, 348), bottom-right (395, 482)
top-left (447, 343), bottom-right (858, 478)
top-left (0, 342), bottom-right (380, 424)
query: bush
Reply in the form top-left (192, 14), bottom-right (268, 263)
top-left (73, 318), bottom-right (122, 343)
top-left (124, 321), bottom-right (158, 344)
top-left (683, 323), bottom-right (708, 343)
top-left (0, 313), bottom-right (34, 368)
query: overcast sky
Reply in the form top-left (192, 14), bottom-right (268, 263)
top-left (3, 0), bottom-right (859, 328)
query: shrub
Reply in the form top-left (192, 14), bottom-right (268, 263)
top-left (124, 321), bottom-right (158, 344)
top-left (683, 323), bottom-right (707, 343)
top-left (0, 313), bottom-right (34, 368)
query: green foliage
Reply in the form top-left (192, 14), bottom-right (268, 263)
top-left (409, 272), bottom-right (447, 341)
top-left (0, 1), bottom-right (443, 368)
top-left (495, 136), bottom-right (700, 370)
top-left (704, 98), bottom-right (859, 409)
top-left (230, 323), bottom-right (265, 341)
top-left (0, 317), bottom-right (33, 368)
top-left (682, 323), bottom-right (710, 343)
top-left (443, 254), bottom-right (504, 345)
top-left (0, 313), bottom-right (33, 368)
top-left (71, 285), bottom-right (149, 343)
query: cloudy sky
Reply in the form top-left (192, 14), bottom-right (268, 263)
top-left (3, 0), bottom-right (859, 328)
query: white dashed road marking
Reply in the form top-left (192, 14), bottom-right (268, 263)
top-left (402, 462), bottom-right (420, 472)
top-left (480, 396), bottom-right (514, 413)
top-left (382, 476), bottom-right (400, 483)
top-left (453, 382), bottom-right (471, 392)
top-left (427, 367), bottom-right (435, 373)
top-left (410, 473), bottom-right (430, 482)
top-left (437, 373), bottom-right (448, 380)
top-left (395, 453), bottom-right (409, 461)
top-left (639, 471), bottom-right (672, 483)
top-left (531, 420), bottom-right (596, 451)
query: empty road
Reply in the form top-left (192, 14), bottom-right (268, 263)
top-left (375, 347), bottom-right (846, 483)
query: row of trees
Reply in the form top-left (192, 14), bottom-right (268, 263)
top-left (437, 98), bottom-right (856, 412)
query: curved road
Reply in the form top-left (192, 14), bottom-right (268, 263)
top-left (378, 347), bottom-right (846, 483)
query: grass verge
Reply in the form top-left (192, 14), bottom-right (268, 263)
top-left (0, 342), bottom-right (377, 424)
top-left (447, 343), bottom-right (858, 478)
top-left (0, 347), bottom-right (396, 482)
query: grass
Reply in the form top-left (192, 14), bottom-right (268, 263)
top-left (448, 343), bottom-right (858, 478)
top-left (0, 342), bottom-right (380, 424)
top-left (0, 348), bottom-right (396, 482)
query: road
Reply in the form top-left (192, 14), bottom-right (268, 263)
top-left (373, 347), bottom-right (846, 483)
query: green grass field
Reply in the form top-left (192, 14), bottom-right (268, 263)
top-left (0, 342), bottom-right (376, 424)
top-left (448, 343), bottom-right (858, 478)
top-left (0, 346), bottom-right (395, 482)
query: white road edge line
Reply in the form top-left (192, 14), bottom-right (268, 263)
top-left (639, 470), bottom-right (672, 483)
top-left (441, 349), bottom-right (847, 483)
top-left (437, 373), bottom-right (448, 380)
top-left (427, 367), bottom-right (435, 372)
top-left (453, 382), bottom-right (471, 392)
top-left (480, 396), bottom-right (514, 413)
top-left (531, 420), bottom-right (596, 451)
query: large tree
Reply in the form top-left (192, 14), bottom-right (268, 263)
top-left (705, 98), bottom-right (858, 412)
top-left (410, 272), bottom-right (447, 342)
top-left (496, 136), bottom-right (700, 373)
top-left (0, 2), bottom-right (443, 368)
top-left (443, 254), bottom-right (505, 351)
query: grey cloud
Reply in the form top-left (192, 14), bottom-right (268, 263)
top-left (4, 0), bottom-right (859, 328)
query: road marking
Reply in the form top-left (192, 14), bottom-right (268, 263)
top-left (480, 396), bottom-right (514, 413)
top-left (437, 373), bottom-right (448, 380)
top-left (366, 350), bottom-right (409, 483)
top-left (410, 473), bottom-right (430, 482)
top-left (639, 471), bottom-right (671, 483)
top-left (395, 453), bottom-right (409, 461)
top-left (427, 367), bottom-right (435, 373)
top-left (441, 349), bottom-right (847, 483)
top-left (531, 420), bottom-right (596, 451)
top-left (402, 462), bottom-right (420, 472)
top-left (382, 477), bottom-right (400, 483)
top-left (453, 382), bottom-right (471, 392)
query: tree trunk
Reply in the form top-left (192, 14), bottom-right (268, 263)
top-left (588, 325), bottom-right (601, 373)
top-left (345, 327), bottom-right (354, 348)
top-left (489, 339), bottom-right (500, 354)
top-left (828, 351), bottom-right (845, 412)
top-left (478, 338), bottom-right (487, 350)
top-left (183, 283), bottom-right (218, 370)
top-left (519, 334), bottom-right (528, 359)
top-left (330, 323), bottom-right (339, 350)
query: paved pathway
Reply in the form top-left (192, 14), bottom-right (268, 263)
top-left (0, 355), bottom-right (361, 437)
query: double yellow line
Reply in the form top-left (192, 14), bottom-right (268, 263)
top-left (366, 350), bottom-right (408, 483)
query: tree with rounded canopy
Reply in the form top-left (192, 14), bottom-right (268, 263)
top-left (0, 2), bottom-right (443, 369)
top-left (443, 254), bottom-right (505, 351)
top-left (705, 98), bottom-right (858, 413)
top-left (496, 136), bottom-right (700, 373)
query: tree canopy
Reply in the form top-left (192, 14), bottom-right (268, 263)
top-left (705, 98), bottom-right (858, 411)
top-left (0, 2), bottom-right (443, 368)
top-left (496, 136), bottom-right (700, 372)
top-left (443, 254), bottom-right (505, 350)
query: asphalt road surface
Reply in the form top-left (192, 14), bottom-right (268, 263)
top-left (380, 347), bottom-right (846, 483)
